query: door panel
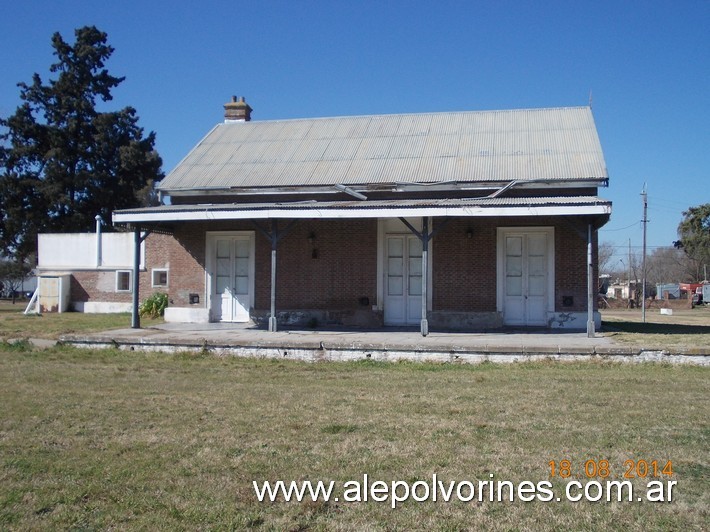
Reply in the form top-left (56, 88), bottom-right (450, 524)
top-left (385, 235), bottom-right (422, 325)
top-left (525, 233), bottom-right (547, 325)
top-left (234, 239), bottom-right (250, 297)
top-left (385, 237), bottom-right (405, 324)
top-left (211, 235), bottom-right (253, 322)
top-left (504, 236), bottom-right (524, 323)
top-left (406, 236), bottom-right (422, 323)
top-left (502, 232), bottom-right (549, 326)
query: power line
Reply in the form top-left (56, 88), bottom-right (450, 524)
top-left (599, 221), bottom-right (641, 232)
top-left (606, 245), bottom-right (677, 250)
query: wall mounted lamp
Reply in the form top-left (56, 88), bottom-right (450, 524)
top-left (308, 231), bottom-right (318, 258)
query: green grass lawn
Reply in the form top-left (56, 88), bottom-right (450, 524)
top-left (0, 344), bottom-right (707, 530)
top-left (0, 300), bottom-right (163, 340)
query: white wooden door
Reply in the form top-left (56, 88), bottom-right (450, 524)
top-left (503, 232), bottom-right (549, 326)
top-left (213, 236), bottom-right (252, 322)
top-left (384, 235), bottom-right (422, 325)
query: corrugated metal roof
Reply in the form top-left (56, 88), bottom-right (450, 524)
top-left (158, 107), bottom-right (608, 192)
top-left (114, 195), bottom-right (611, 223)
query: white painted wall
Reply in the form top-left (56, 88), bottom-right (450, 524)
top-left (38, 233), bottom-right (144, 270)
top-left (164, 307), bottom-right (210, 323)
top-left (75, 302), bottom-right (133, 313)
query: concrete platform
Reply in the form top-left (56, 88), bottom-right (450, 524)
top-left (60, 323), bottom-right (710, 365)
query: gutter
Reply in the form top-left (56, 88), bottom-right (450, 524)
top-left (159, 178), bottom-right (608, 198)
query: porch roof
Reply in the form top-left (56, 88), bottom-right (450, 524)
top-left (113, 195), bottom-right (611, 224)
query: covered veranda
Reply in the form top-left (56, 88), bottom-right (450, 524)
top-left (113, 196), bottom-right (611, 338)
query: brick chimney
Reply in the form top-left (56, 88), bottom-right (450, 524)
top-left (224, 96), bottom-right (252, 122)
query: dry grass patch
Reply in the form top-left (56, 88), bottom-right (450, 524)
top-left (0, 300), bottom-right (162, 340)
top-left (601, 307), bottom-right (710, 349)
top-left (0, 346), bottom-right (707, 530)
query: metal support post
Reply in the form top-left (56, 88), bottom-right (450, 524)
top-left (95, 215), bottom-right (102, 268)
top-left (420, 217), bottom-right (429, 337)
top-left (269, 222), bottom-right (278, 332)
top-left (252, 219), bottom-right (297, 332)
top-left (132, 225), bottom-right (141, 329)
top-left (587, 223), bottom-right (595, 338)
top-left (397, 217), bottom-right (450, 338)
top-left (130, 225), bottom-right (153, 329)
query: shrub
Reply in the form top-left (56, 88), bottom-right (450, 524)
top-left (139, 292), bottom-right (168, 319)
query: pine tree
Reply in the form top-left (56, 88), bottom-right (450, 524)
top-left (0, 26), bottom-right (163, 262)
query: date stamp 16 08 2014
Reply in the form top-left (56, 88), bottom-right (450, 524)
top-left (548, 459), bottom-right (673, 480)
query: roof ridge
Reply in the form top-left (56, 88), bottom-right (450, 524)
top-left (219, 106), bottom-right (592, 126)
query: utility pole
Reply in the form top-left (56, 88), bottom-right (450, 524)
top-left (641, 186), bottom-right (648, 323)
top-left (628, 238), bottom-right (632, 302)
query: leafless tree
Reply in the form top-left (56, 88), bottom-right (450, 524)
top-left (598, 242), bottom-right (615, 274)
top-left (647, 247), bottom-right (701, 284)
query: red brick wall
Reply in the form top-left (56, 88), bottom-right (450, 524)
top-left (432, 216), bottom-right (596, 313)
top-left (164, 224), bottom-right (208, 306)
top-left (256, 219), bottom-right (378, 310)
top-left (70, 271), bottom-right (120, 304)
top-left (162, 219), bottom-right (378, 311)
top-left (554, 220), bottom-right (597, 312)
top-left (69, 232), bottom-right (187, 307)
top-left (432, 218), bottom-right (497, 311)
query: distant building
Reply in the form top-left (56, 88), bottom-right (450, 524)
top-left (656, 283), bottom-right (681, 300)
top-left (606, 280), bottom-right (641, 300)
top-left (35, 232), bottom-right (172, 313)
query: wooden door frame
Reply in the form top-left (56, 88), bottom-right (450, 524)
top-left (496, 226), bottom-right (555, 326)
top-left (205, 231), bottom-right (256, 322)
top-left (377, 218), bottom-right (433, 323)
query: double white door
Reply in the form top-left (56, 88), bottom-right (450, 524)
top-left (384, 235), bottom-right (423, 325)
top-left (502, 231), bottom-right (549, 326)
top-left (211, 234), bottom-right (253, 322)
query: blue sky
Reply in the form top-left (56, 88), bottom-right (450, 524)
top-left (1, 1), bottom-right (708, 263)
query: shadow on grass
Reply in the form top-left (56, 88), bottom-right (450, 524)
top-left (603, 321), bottom-right (710, 335)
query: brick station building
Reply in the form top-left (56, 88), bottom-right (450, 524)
top-left (111, 98), bottom-right (611, 336)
